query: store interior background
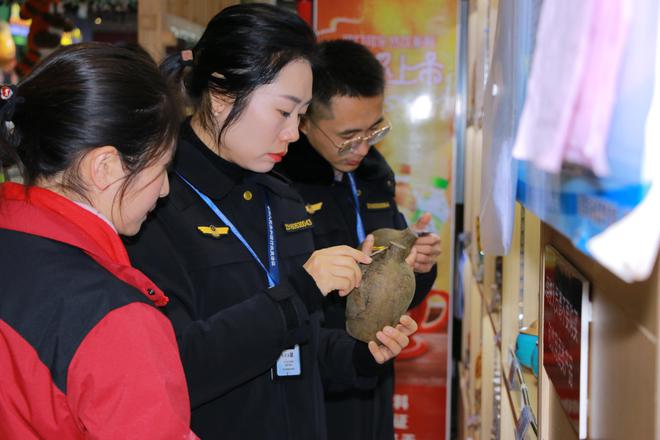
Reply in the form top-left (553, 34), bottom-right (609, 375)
top-left (2, 1), bottom-right (659, 439)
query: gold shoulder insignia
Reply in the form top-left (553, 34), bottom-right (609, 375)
top-left (197, 225), bottom-right (229, 238)
top-left (284, 218), bottom-right (313, 232)
top-left (305, 202), bottom-right (323, 215)
top-left (366, 201), bottom-right (391, 210)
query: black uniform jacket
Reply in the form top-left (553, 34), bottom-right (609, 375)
top-left (125, 123), bottom-right (378, 440)
top-left (276, 135), bottom-right (437, 440)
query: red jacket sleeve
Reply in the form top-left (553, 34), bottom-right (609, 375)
top-left (66, 302), bottom-right (198, 439)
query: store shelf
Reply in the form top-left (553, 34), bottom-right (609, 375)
top-left (502, 351), bottom-right (539, 438)
top-left (459, 363), bottom-right (478, 439)
top-left (470, 256), bottom-right (502, 351)
top-left (459, 363), bottom-right (471, 415)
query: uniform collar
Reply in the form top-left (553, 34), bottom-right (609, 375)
top-left (276, 133), bottom-right (395, 185)
top-left (174, 121), bottom-right (245, 200)
top-left (174, 121), bottom-right (300, 203)
top-left (276, 134), bottom-right (335, 184)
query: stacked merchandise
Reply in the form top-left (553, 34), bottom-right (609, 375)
top-left (481, 0), bottom-right (660, 282)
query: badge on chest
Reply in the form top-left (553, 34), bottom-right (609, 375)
top-left (283, 218), bottom-right (313, 233)
top-left (304, 202), bottom-right (323, 215)
top-left (197, 225), bottom-right (229, 238)
top-left (366, 201), bottom-right (391, 210)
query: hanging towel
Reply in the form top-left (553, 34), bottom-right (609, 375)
top-left (587, 0), bottom-right (660, 283)
top-left (513, 0), bottom-right (631, 177)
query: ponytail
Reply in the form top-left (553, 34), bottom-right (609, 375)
top-left (160, 49), bottom-right (196, 114)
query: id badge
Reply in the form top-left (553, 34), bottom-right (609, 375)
top-left (271, 345), bottom-right (302, 380)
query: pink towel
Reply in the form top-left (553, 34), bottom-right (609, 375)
top-left (513, 0), bottom-right (631, 176)
top-left (564, 1), bottom-right (632, 176)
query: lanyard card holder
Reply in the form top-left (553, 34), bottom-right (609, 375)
top-left (271, 344), bottom-right (302, 381)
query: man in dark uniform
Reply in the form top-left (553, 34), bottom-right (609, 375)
top-left (276, 39), bottom-right (442, 440)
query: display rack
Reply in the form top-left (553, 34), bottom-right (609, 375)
top-left (459, 202), bottom-right (541, 440)
top-left (458, 0), bottom-right (660, 438)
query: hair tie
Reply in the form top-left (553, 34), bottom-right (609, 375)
top-left (0, 85), bottom-right (24, 123)
top-left (180, 49), bottom-right (194, 67)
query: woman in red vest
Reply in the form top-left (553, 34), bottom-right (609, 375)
top-left (0, 43), bottom-right (197, 439)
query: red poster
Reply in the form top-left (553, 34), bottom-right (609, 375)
top-left (543, 246), bottom-right (591, 438)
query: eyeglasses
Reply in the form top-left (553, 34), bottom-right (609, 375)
top-left (308, 117), bottom-right (392, 155)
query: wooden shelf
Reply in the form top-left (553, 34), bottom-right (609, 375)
top-left (469, 256), bottom-right (502, 350)
top-left (501, 357), bottom-right (539, 438)
top-left (463, 231), bottom-right (541, 439)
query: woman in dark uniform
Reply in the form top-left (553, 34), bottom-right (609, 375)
top-left (125, 4), bottom-right (417, 439)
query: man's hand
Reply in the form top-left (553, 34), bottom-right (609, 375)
top-left (408, 213), bottom-right (441, 273)
top-left (368, 315), bottom-right (418, 364)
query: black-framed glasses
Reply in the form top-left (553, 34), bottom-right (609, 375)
top-left (308, 117), bottom-right (392, 155)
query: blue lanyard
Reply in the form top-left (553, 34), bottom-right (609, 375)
top-left (263, 191), bottom-right (280, 286)
top-left (347, 172), bottom-right (366, 243)
top-left (177, 173), bottom-right (279, 288)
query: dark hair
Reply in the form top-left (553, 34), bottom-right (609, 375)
top-left (113, 42), bottom-right (156, 63)
top-left (160, 3), bottom-right (317, 142)
top-left (309, 39), bottom-right (385, 119)
top-left (0, 42), bottom-right (181, 195)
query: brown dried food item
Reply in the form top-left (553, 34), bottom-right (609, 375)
top-left (346, 228), bottom-right (417, 343)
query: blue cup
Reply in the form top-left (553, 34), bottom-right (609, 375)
top-left (515, 332), bottom-right (538, 372)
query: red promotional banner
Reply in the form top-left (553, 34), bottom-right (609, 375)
top-left (543, 246), bottom-right (591, 438)
top-left (394, 290), bottom-right (450, 439)
top-left (313, 2), bottom-right (457, 439)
